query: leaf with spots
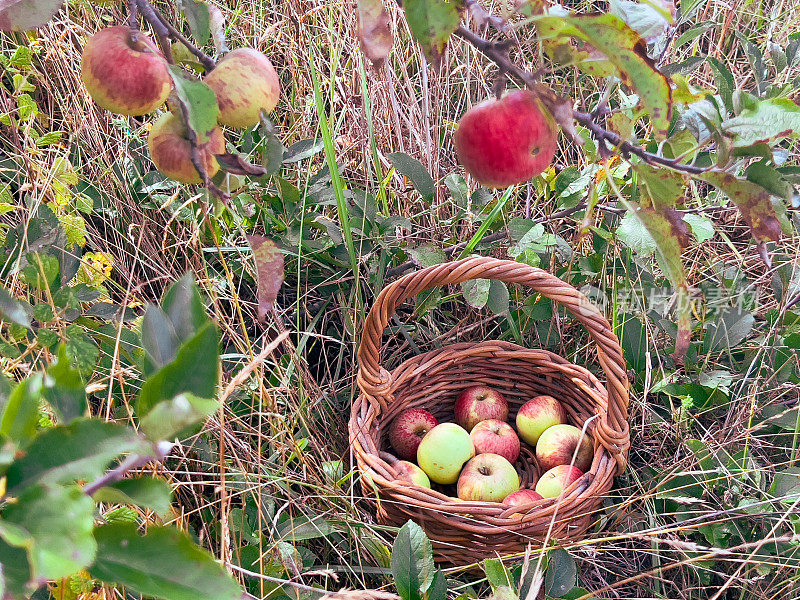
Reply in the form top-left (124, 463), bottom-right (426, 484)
top-left (699, 171), bottom-right (783, 242)
top-left (634, 163), bottom-right (686, 209)
top-left (722, 97), bottom-right (800, 147)
top-left (167, 65), bottom-right (219, 145)
top-left (0, 0), bottom-right (64, 31)
top-left (247, 236), bottom-right (284, 323)
top-left (538, 13), bottom-right (672, 137)
top-left (358, 0), bottom-right (394, 67)
top-left (402, 0), bottom-right (464, 66)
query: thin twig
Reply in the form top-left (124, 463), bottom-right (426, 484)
top-left (135, 0), bottom-right (216, 70)
top-left (84, 441), bottom-right (174, 496)
top-left (452, 25), bottom-right (707, 175)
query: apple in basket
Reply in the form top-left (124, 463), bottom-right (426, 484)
top-left (535, 465), bottom-right (584, 499)
top-left (416, 423), bottom-right (475, 485)
top-left (515, 395), bottom-right (567, 446)
top-left (454, 385), bottom-right (509, 431)
top-left (536, 424), bottom-right (594, 473)
top-left (456, 453), bottom-right (520, 502)
top-left (394, 460), bottom-right (431, 488)
top-left (388, 408), bottom-right (439, 461)
top-left (470, 419), bottom-right (521, 463)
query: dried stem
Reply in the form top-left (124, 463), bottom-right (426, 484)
top-left (134, 0), bottom-right (216, 71)
top-left (452, 25), bottom-right (706, 175)
top-left (84, 441), bottom-right (174, 496)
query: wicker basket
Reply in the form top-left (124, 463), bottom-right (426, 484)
top-left (350, 257), bottom-right (630, 565)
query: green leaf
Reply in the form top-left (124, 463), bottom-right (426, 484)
top-left (545, 548), bottom-right (577, 598)
top-left (247, 235), bottom-right (285, 322)
top-left (391, 521), bottom-right (436, 600)
top-left (609, 0), bottom-right (673, 43)
top-left (427, 570), bottom-right (448, 600)
top-left (277, 514), bottom-right (335, 542)
top-left (700, 171), bottom-right (783, 242)
top-left (42, 344), bottom-right (86, 424)
top-left (461, 278), bottom-right (491, 309)
top-left (141, 305), bottom-right (181, 375)
top-left (683, 213), bottom-right (715, 243)
top-left (0, 0), bottom-right (64, 31)
top-left (0, 286), bottom-right (31, 328)
top-left (770, 467), bottom-right (800, 504)
top-left (90, 524), bottom-right (244, 600)
top-left (402, 0), bottom-right (463, 65)
top-left (2, 484), bottom-right (96, 582)
top-left (4, 419), bottom-right (149, 494)
top-left (706, 57), bottom-right (734, 113)
top-left (65, 324), bottom-right (99, 377)
top-left (388, 153), bottom-right (435, 202)
top-left (634, 163), bottom-right (685, 210)
top-left (0, 374), bottom-right (42, 448)
top-left (540, 13), bottom-right (672, 136)
top-left (722, 98), bottom-right (800, 147)
top-left (20, 253), bottom-right (59, 290)
top-left (167, 65), bottom-right (219, 145)
top-left (487, 280), bottom-right (510, 315)
top-left (179, 0), bottom-right (210, 47)
top-left (93, 477), bottom-right (173, 518)
top-left (140, 393), bottom-right (220, 441)
top-left (0, 537), bottom-right (32, 598)
top-left (161, 273), bottom-right (209, 344)
top-left (408, 245), bottom-right (447, 268)
top-left (484, 558), bottom-right (514, 591)
top-left (138, 321), bottom-right (219, 416)
top-left (703, 307), bottom-right (755, 353)
top-left (617, 211), bottom-right (657, 256)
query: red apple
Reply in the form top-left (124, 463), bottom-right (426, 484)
top-left (81, 26), bottom-right (172, 116)
top-left (394, 460), bottom-right (431, 488)
top-left (470, 419), bottom-right (521, 464)
top-left (535, 424), bottom-right (593, 472)
top-left (205, 48), bottom-right (280, 128)
top-left (515, 395), bottom-right (567, 446)
top-left (455, 385), bottom-right (509, 432)
top-left (454, 89), bottom-right (557, 188)
top-left (535, 465), bottom-right (583, 499)
top-left (502, 488), bottom-right (544, 507)
top-left (388, 408), bottom-right (439, 461)
top-left (457, 453), bottom-right (520, 502)
top-left (147, 112), bottom-right (226, 184)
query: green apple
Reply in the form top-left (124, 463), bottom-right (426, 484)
top-left (394, 460), bottom-right (431, 488)
top-left (416, 423), bottom-right (474, 485)
top-left (534, 465), bottom-right (583, 499)
top-left (457, 453), bottom-right (520, 502)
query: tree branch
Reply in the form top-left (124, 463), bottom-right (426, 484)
top-left (452, 25), bottom-right (706, 175)
top-left (134, 0), bottom-right (216, 71)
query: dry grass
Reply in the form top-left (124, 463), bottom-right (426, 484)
top-left (2, 0), bottom-right (800, 597)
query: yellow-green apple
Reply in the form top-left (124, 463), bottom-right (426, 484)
top-left (535, 424), bottom-right (593, 472)
top-left (470, 419), bottom-right (520, 463)
top-left (394, 460), bottom-right (431, 488)
top-left (453, 89), bottom-right (557, 188)
top-left (456, 453), bottom-right (520, 502)
top-left (535, 465), bottom-right (583, 499)
top-left (204, 48), bottom-right (280, 128)
top-left (147, 112), bottom-right (226, 184)
top-left (454, 385), bottom-right (509, 431)
top-left (515, 395), bottom-right (567, 446)
top-left (81, 26), bottom-right (172, 116)
top-left (388, 408), bottom-right (439, 461)
top-left (416, 423), bottom-right (474, 485)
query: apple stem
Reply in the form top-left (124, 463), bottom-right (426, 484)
top-left (453, 24), bottom-right (707, 175)
top-left (132, 0), bottom-right (217, 72)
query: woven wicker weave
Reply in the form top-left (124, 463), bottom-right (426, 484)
top-left (350, 257), bottom-right (629, 564)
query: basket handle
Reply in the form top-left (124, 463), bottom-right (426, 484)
top-left (357, 256), bottom-right (630, 473)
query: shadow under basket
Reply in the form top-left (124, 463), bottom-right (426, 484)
top-left (350, 257), bottom-right (631, 566)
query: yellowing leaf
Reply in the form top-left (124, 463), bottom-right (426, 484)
top-left (403, 0), bottom-right (464, 65)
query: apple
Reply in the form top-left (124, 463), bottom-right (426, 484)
top-left (416, 423), bottom-right (475, 485)
top-left (454, 385), bottom-right (509, 431)
top-left (470, 419), bottom-right (520, 464)
top-left (81, 26), bottom-right (172, 116)
top-left (453, 89), bottom-right (557, 188)
top-left (515, 395), bottom-right (567, 446)
top-left (503, 488), bottom-right (544, 506)
top-left (535, 465), bottom-right (584, 499)
top-left (147, 112), bottom-right (226, 184)
top-left (535, 424), bottom-right (593, 472)
top-left (456, 453), bottom-right (520, 502)
top-left (204, 48), bottom-right (280, 128)
top-left (394, 460), bottom-right (431, 488)
top-left (388, 408), bottom-right (439, 461)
